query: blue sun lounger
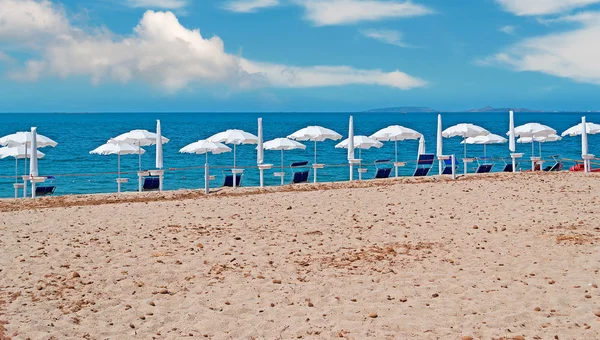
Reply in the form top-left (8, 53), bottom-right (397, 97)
top-left (290, 161), bottom-right (310, 184)
top-left (35, 176), bottom-right (56, 196)
top-left (223, 173), bottom-right (243, 187)
top-left (442, 158), bottom-right (458, 175)
top-left (142, 176), bottom-right (160, 191)
top-left (374, 160), bottom-right (393, 179)
top-left (414, 154), bottom-right (435, 177)
top-left (35, 185), bottom-right (56, 196)
top-left (475, 157), bottom-right (494, 173)
top-left (502, 157), bottom-right (517, 172)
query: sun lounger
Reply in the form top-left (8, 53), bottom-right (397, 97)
top-left (502, 158), bottom-right (518, 172)
top-left (413, 154), bottom-right (435, 177)
top-left (544, 155), bottom-right (563, 172)
top-left (35, 176), bottom-right (56, 196)
top-left (35, 185), bottom-right (56, 196)
top-left (442, 158), bottom-right (458, 175)
top-left (142, 176), bottom-right (160, 191)
top-left (374, 160), bottom-right (392, 179)
top-left (290, 161), bottom-right (310, 184)
top-left (223, 173), bottom-right (243, 187)
top-left (475, 157), bottom-right (493, 173)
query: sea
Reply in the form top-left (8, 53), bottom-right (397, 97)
top-left (0, 112), bottom-right (598, 198)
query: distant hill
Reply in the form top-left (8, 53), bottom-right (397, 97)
top-left (467, 106), bottom-right (542, 113)
top-left (364, 107), bottom-right (438, 113)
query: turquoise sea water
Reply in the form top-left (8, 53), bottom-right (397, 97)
top-left (0, 112), bottom-right (598, 198)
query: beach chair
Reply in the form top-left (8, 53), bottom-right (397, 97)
top-left (35, 185), bottom-right (56, 196)
top-left (374, 160), bottom-right (393, 179)
top-left (413, 154), bottom-right (435, 177)
top-left (442, 158), bottom-right (458, 175)
top-left (475, 157), bottom-right (493, 173)
top-left (544, 155), bottom-right (563, 172)
top-left (502, 157), bottom-right (518, 172)
top-left (35, 176), bottom-right (56, 196)
top-left (290, 161), bottom-right (310, 184)
top-left (223, 173), bottom-right (243, 187)
top-left (142, 176), bottom-right (160, 191)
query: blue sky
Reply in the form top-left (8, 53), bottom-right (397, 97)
top-left (1, 0), bottom-right (600, 112)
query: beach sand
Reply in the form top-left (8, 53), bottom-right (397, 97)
top-left (1, 172), bottom-right (599, 339)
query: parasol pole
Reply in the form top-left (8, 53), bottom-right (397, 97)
top-left (281, 149), bottom-right (284, 185)
top-left (394, 139), bottom-right (398, 177)
top-left (205, 152), bottom-right (210, 195)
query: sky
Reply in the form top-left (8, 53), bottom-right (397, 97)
top-left (1, 0), bottom-right (600, 112)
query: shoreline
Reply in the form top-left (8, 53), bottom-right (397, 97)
top-left (0, 172), bottom-right (582, 212)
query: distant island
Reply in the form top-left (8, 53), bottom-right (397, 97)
top-left (364, 107), bottom-right (438, 113)
top-left (467, 106), bottom-right (541, 113)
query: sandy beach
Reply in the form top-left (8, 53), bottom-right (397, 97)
top-left (1, 172), bottom-right (599, 339)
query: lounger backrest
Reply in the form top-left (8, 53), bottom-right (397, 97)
top-left (143, 176), bottom-right (160, 191)
top-left (374, 160), bottom-right (392, 179)
top-left (476, 164), bottom-right (493, 173)
top-left (291, 161), bottom-right (309, 167)
top-left (35, 186), bottom-right (56, 196)
top-left (503, 164), bottom-right (514, 172)
top-left (223, 174), bottom-right (242, 187)
top-left (292, 170), bottom-right (310, 183)
top-left (417, 154), bottom-right (435, 165)
top-left (375, 168), bottom-right (392, 179)
top-left (374, 159), bottom-right (391, 164)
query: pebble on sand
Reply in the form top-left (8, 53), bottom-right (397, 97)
top-left (369, 313), bottom-right (378, 318)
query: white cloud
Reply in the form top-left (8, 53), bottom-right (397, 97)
top-left (0, 0), bottom-right (69, 43)
top-left (296, 0), bottom-right (432, 26)
top-left (223, 0), bottom-right (280, 13)
top-left (125, 0), bottom-right (188, 10)
top-left (0, 51), bottom-right (16, 64)
top-left (2, 0), bottom-right (426, 92)
top-left (360, 29), bottom-right (408, 47)
top-left (498, 25), bottom-right (517, 35)
top-left (484, 11), bottom-right (600, 85)
top-left (240, 59), bottom-right (426, 89)
top-left (495, 0), bottom-right (600, 16)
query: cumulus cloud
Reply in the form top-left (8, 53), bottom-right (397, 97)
top-left (360, 28), bottom-right (408, 47)
top-left (2, 0), bottom-right (426, 92)
top-left (297, 0), bottom-right (432, 26)
top-left (484, 11), bottom-right (600, 85)
top-left (223, 0), bottom-right (280, 13)
top-left (0, 0), bottom-right (69, 43)
top-left (495, 0), bottom-right (600, 16)
top-left (124, 0), bottom-right (188, 10)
